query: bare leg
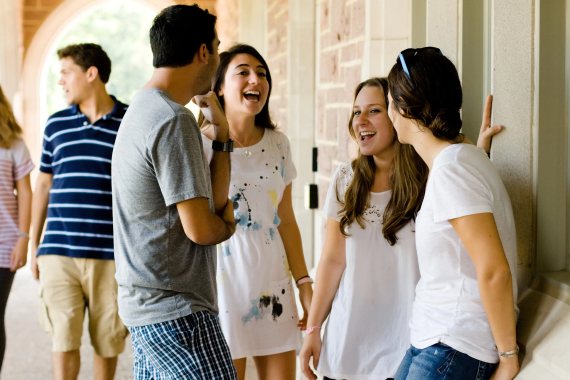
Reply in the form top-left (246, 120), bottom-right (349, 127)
top-left (233, 357), bottom-right (247, 380)
top-left (253, 350), bottom-right (296, 380)
top-left (94, 353), bottom-right (118, 380)
top-left (53, 350), bottom-right (80, 380)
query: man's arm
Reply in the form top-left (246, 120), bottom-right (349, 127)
top-left (193, 92), bottom-right (231, 215)
top-left (208, 130), bottom-right (230, 215)
top-left (177, 197), bottom-right (235, 245)
top-left (30, 172), bottom-right (52, 280)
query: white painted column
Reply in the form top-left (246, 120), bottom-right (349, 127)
top-left (362, 0), bottom-right (410, 79)
top-left (239, 0), bottom-right (267, 56)
top-left (426, 0), bottom-right (462, 72)
top-left (288, 0), bottom-right (316, 267)
top-left (490, 0), bottom-right (536, 291)
top-left (0, 0), bottom-right (21, 106)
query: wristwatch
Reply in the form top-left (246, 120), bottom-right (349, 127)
top-left (212, 139), bottom-right (234, 152)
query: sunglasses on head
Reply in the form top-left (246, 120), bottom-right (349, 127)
top-left (397, 47), bottom-right (443, 88)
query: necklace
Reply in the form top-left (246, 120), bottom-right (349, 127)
top-left (229, 128), bottom-right (256, 157)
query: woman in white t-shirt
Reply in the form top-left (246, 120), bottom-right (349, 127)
top-left (299, 77), bottom-right (500, 380)
top-left (0, 85), bottom-right (34, 373)
top-left (200, 44), bottom-right (312, 380)
top-left (387, 48), bottom-right (519, 380)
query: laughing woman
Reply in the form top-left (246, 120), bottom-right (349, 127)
top-left (200, 44), bottom-right (312, 380)
top-left (299, 77), bottom-right (501, 380)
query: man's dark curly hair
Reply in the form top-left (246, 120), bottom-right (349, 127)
top-left (150, 4), bottom-right (217, 68)
top-left (57, 43), bottom-right (112, 83)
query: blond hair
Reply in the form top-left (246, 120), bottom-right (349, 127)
top-left (0, 86), bottom-right (23, 149)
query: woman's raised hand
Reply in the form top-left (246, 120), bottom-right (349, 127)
top-left (477, 94), bottom-right (503, 154)
top-left (299, 331), bottom-right (322, 380)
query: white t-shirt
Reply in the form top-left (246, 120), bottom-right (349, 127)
top-left (319, 163), bottom-right (420, 380)
top-left (411, 144), bottom-right (518, 364)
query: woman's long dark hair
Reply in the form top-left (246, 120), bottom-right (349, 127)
top-left (198, 43), bottom-right (276, 130)
top-left (387, 49), bottom-right (463, 141)
top-left (338, 78), bottom-right (428, 245)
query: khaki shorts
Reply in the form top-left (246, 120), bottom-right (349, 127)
top-left (37, 255), bottom-right (128, 357)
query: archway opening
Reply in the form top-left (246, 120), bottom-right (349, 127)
top-left (42, 0), bottom-right (156, 125)
top-left (22, 0), bottom-right (177, 169)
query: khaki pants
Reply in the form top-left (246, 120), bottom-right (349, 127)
top-left (37, 255), bottom-right (128, 357)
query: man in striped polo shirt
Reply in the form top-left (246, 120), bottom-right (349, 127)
top-left (30, 43), bottom-right (128, 380)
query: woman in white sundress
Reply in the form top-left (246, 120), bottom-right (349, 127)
top-left (200, 44), bottom-right (312, 380)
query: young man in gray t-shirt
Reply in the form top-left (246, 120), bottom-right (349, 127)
top-left (111, 5), bottom-right (236, 378)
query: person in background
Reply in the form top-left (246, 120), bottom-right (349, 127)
top-left (200, 44), bottom-right (312, 380)
top-left (112, 5), bottom-right (237, 379)
top-left (0, 85), bottom-right (34, 374)
top-left (30, 43), bottom-right (128, 380)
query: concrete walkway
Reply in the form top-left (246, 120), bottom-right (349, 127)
top-left (1, 265), bottom-right (262, 380)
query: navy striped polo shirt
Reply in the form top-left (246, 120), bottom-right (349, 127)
top-left (38, 96), bottom-right (127, 260)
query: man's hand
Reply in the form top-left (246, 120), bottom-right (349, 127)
top-left (192, 91), bottom-right (229, 137)
top-left (477, 94), bottom-right (503, 154)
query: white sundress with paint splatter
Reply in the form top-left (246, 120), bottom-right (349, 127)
top-left (202, 129), bottom-right (302, 359)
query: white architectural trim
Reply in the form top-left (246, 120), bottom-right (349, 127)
top-left (239, 0), bottom-right (267, 56)
top-left (288, 0), bottom-right (316, 267)
top-left (362, 0), bottom-right (410, 79)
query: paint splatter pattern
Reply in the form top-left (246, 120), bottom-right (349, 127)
top-left (202, 130), bottom-right (302, 356)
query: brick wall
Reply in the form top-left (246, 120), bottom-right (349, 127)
top-left (215, 0), bottom-right (239, 51)
top-left (316, 0), bottom-right (365, 208)
top-left (266, 0), bottom-right (289, 135)
top-left (21, 0), bottom-right (216, 56)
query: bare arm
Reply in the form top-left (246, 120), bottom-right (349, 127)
top-left (277, 184), bottom-right (312, 329)
top-left (193, 92), bottom-right (231, 214)
top-left (208, 129), bottom-right (231, 215)
top-left (449, 213), bottom-right (519, 380)
top-left (10, 174), bottom-right (32, 271)
top-left (177, 197), bottom-right (235, 246)
top-left (30, 172), bottom-right (52, 280)
top-left (299, 218), bottom-right (347, 380)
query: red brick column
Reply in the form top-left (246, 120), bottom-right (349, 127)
top-left (316, 0), bottom-right (365, 207)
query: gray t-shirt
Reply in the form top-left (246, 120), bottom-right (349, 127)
top-left (112, 88), bottom-right (217, 327)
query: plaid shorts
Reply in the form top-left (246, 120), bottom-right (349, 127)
top-left (127, 311), bottom-right (237, 379)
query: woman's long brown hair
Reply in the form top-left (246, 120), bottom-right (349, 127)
top-left (0, 86), bottom-right (23, 149)
top-left (337, 78), bottom-right (428, 245)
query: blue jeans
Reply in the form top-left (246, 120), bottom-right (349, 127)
top-left (394, 344), bottom-right (497, 380)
